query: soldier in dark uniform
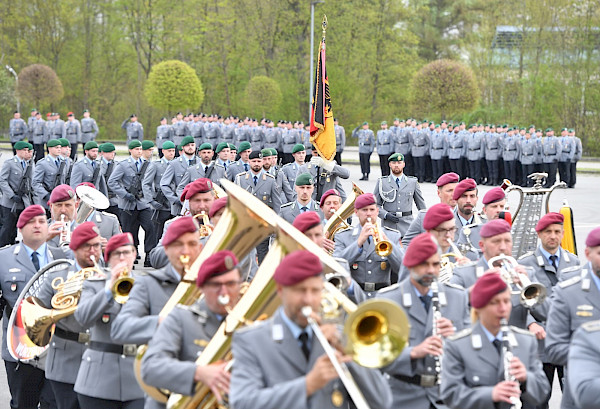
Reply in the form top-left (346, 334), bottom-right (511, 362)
top-left (441, 272), bottom-right (550, 409)
top-left (279, 173), bottom-right (323, 224)
top-left (121, 114), bottom-right (144, 144)
top-left (141, 250), bottom-right (243, 409)
top-left (9, 111), bottom-right (27, 154)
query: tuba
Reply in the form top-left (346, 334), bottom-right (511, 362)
top-left (324, 183), bottom-right (364, 245)
top-left (489, 254), bottom-right (547, 308)
top-left (75, 185), bottom-right (110, 223)
top-left (135, 179), bottom-right (279, 403)
top-left (165, 213), bottom-right (410, 409)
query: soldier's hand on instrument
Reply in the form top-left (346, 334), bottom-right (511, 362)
top-left (306, 353), bottom-right (347, 396)
top-left (357, 223), bottom-right (374, 247)
top-left (509, 357), bottom-right (527, 383)
top-left (321, 323), bottom-right (343, 352)
top-left (527, 322), bottom-right (546, 340)
top-left (99, 236), bottom-right (108, 251)
top-left (492, 381), bottom-right (521, 404)
top-left (194, 361), bottom-right (231, 403)
top-left (109, 261), bottom-right (128, 288)
top-left (436, 317), bottom-right (455, 338)
top-left (456, 255), bottom-right (470, 265)
top-left (410, 336), bottom-right (443, 359)
top-left (322, 238), bottom-right (336, 253)
top-left (47, 222), bottom-right (63, 239)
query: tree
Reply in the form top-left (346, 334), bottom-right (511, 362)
top-left (144, 60), bottom-right (204, 112)
top-left (410, 59), bottom-right (479, 119)
top-left (0, 70), bottom-right (16, 111)
top-left (17, 64), bottom-right (64, 108)
top-left (244, 76), bottom-right (282, 118)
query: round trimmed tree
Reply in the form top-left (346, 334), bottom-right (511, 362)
top-left (245, 76), bottom-right (282, 118)
top-left (145, 60), bottom-right (204, 112)
top-left (17, 64), bottom-right (64, 108)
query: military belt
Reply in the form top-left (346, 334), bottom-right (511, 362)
top-left (414, 143), bottom-right (425, 147)
top-left (489, 147), bottom-right (498, 150)
top-left (394, 211), bottom-right (412, 217)
top-left (468, 148), bottom-right (480, 151)
top-left (360, 282), bottom-right (389, 292)
top-left (54, 327), bottom-right (90, 344)
top-left (432, 147), bottom-right (443, 150)
top-left (393, 374), bottom-right (438, 387)
top-left (13, 133), bottom-right (23, 136)
top-left (89, 341), bottom-right (137, 356)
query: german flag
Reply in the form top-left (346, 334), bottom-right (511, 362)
top-left (309, 34), bottom-right (336, 162)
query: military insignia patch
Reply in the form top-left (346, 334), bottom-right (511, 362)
top-left (10, 283), bottom-right (17, 292)
top-left (102, 314), bottom-right (110, 323)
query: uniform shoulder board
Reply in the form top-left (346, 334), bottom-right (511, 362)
top-left (510, 326), bottom-right (535, 337)
top-left (214, 162), bottom-right (225, 169)
top-left (464, 222), bottom-right (480, 230)
top-left (581, 320), bottom-right (600, 332)
top-left (0, 244), bottom-right (12, 251)
top-left (518, 251), bottom-right (534, 261)
top-left (101, 211), bottom-right (118, 220)
top-left (280, 202), bottom-right (293, 208)
top-left (407, 175), bottom-right (418, 181)
top-left (443, 282), bottom-right (465, 291)
top-left (383, 226), bottom-right (400, 234)
top-left (236, 319), bottom-right (267, 334)
top-left (235, 171), bottom-right (245, 178)
top-left (281, 163), bottom-right (291, 168)
top-left (448, 327), bottom-right (472, 341)
top-left (377, 283), bottom-right (400, 294)
top-left (264, 172), bottom-right (275, 179)
top-left (336, 225), bottom-right (353, 234)
top-left (559, 275), bottom-right (582, 288)
top-left (561, 265), bottom-right (581, 275)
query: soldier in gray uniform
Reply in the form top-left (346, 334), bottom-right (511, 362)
top-left (447, 126), bottom-right (466, 177)
top-left (32, 111), bottom-right (46, 161)
top-left (392, 119), bottom-right (412, 175)
top-left (176, 143), bottom-right (226, 196)
top-left (225, 141), bottom-right (251, 181)
top-left (69, 141), bottom-right (107, 195)
top-left (141, 250), bottom-right (244, 409)
top-left (9, 111), bottom-right (27, 154)
top-left (27, 109), bottom-right (37, 140)
top-left (376, 121), bottom-right (394, 176)
top-left (121, 114), bottom-right (144, 144)
top-left (33, 139), bottom-right (68, 209)
top-left (249, 119), bottom-right (264, 153)
top-left (355, 121), bottom-right (375, 180)
top-left (334, 193), bottom-right (403, 297)
top-left (377, 232), bottom-right (470, 409)
top-left (52, 113), bottom-right (67, 142)
top-left (74, 233), bottom-right (144, 409)
top-left (502, 127), bottom-right (519, 183)
top-left (374, 153), bottom-right (426, 236)
top-left (0, 205), bottom-right (64, 409)
top-left (230, 250), bottom-right (393, 409)
top-left (155, 117), bottom-right (173, 158)
top-left (187, 114), bottom-right (202, 149)
top-left (203, 117), bottom-right (219, 150)
top-left (428, 124), bottom-right (447, 181)
top-left (0, 141), bottom-right (35, 245)
top-left (80, 109), bottom-right (99, 148)
top-left (279, 173), bottom-right (323, 224)
top-left (262, 148), bottom-right (294, 204)
top-left (518, 132), bottom-right (539, 187)
top-left (409, 122), bottom-right (430, 183)
top-left (215, 142), bottom-right (231, 172)
top-left (545, 226), bottom-right (600, 409)
top-left (568, 128), bottom-right (581, 188)
top-left (558, 127), bottom-right (575, 187)
top-left (541, 128), bottom-right (561, 188)
top-left (37, 222), bottom-right (104, 409)
top-left (484, 126), bottom-right (502, 185)
top-left (280, 143), bottom-right (307, 190)
top-left (219, 117), bottom-right (236, 147)
top-left (441, 272), bottom-right (550, 409)
top-left (568, 320), bottom-right (600, 409)
top-left (171, 113), bottom-right (188, 151)
top-left (160, 136), bottom-right (198, 216)
top-left (98, 143), bottom-right (119, 217)
top-left (298, 154), bottom-right (350, 203)
top-left (64, 112), bottom-right (81, 160)
top-left (108, 140), bottom-right (156, 267)
top-left (233, 120), bottom-right (249, 150)
top-left (281, 121), bottom-right (302, 164)
top-left (466, 125), bottom-right (485, 183)
top-left (334, 118), bottom-right (346, 165)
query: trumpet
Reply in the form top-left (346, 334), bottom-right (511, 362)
top-left (58, 214), bottom-right (71, 247)
top-left (500, 318), bottom-right (522, 409)
top-left (367, 217), bottom-right (392, 257)
top-left (488, 254), bottom-right (547, 308)
top-left (193, 211), bottom-right (213, 237)
top-left (112, 269), bottom-right (134, 304)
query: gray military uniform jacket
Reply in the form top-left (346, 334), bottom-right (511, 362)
top-left (9, 118), bottom-right (27, 142)
top-left (334, 124), bottom-right (346, 153)
top-left (0, 243), bottom-right (65, 363)
top-left (374, 174), bottom-right (426, 236)
top-left (143, 158), bottom-right (171, 212)
top-left (280, 162), bottom-right (304, 190)
top-left (226, 159), bottom-right (249, 182)
top-left (122, 120), bottom-right (144, 143)
top-left (108, 157), bottom-right (150, 211)
top-left (235, 171), bottom-right (281, 213)
top-left (160, 156), bottom-right (198, 215)
top-left (502, 135), bottom-right (519, 161)
top-left (155, 124), bottom-right (173, 149)
top-left (410, 129), bottom-right (430, 157)
top-left (65, 119), bottom-right (82, 144)
top-left (141, 300), bottom-right (222, 409)
top-left (279, 201), bottom-right (324, 224)
top-left (32, 155), bottom-right (67, 209)
top-left (518, 138), bottom-right (539, 165)
top-left (447, 132), bottom-right (466, 160)
top-left (37, 264), bottom-right (89, 384)
top-left (80, 117), bottom-right (99, 143)
top-left (377, 279), bottom-right (470, 409)
top-left (90, 211), bottom-right (121, 240)
top-left (429, 131), bottom-right (447, 160)
top-left (70, 157), bottom-right (109, 197)
top-left (333, 224), bottom-right (404, 297)
top-left (377, 129), bottom-right (394, 155)
top-left (230, 308), bottom-right (393, 409)
top-left (0, 156), bottom-right (34, 210)
top-left (440, 322), bottom-right (549, 409)
top-left (32, 118), bottom-right (46, 144)
top-left (297, 162), bottom-right (349, 202)
top-left (111, 266), bottom-right (180, 345)
top-left (357, 129), bottom-right (375, 154)
top-left (484, 132), bottom-right (502, 160)
top-left (176, 161), bottom-right (226, 199)
top-left (172, 121), bottom-right (189, 147)
top-left (466, 132), bottom-right (485, 161)
top-left (74, 278), bottom-right (144, 401)
top-left (567, 320), bottom-right (600, 409)
top-left (268, 167), bottom-right (294, 204)
top-left (455, 217), bottom-right (485, 261)
top-left (541, 137), bottom-right (561, 163)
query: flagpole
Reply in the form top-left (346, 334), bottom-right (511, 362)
top-left (309, 1), bottom-right (324, 123)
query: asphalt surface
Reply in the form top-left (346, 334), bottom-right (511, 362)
top-left (0, 151), bottom-right (598, 407)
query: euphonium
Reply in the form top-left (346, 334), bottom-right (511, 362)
top-left (324, 183), bottom-right (364, 246)
top-left (489, 254), bottom-right (547, 308)
top-left (112, 269), bottom-right (134, 304)
top-left (367, 217), bottom-right (392, 257)
top-left (500, 318), bottom-right (522, 409)
top-left (193, 211), bottom-right (213, 237)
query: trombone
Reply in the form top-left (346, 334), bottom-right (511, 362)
top-left (489, 254), bottom-right (547, 308)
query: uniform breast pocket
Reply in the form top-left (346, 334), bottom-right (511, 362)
top-left (465, 368), bottom-right (496, 387)
top-left (399, 192), bottom-right (412, 206)
top-left (176, 173), bottom-right (184, 179)
top-left (3, 272), bottom-right (26, 296)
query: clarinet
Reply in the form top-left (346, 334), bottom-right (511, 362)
top-left (431, 280), bottom-right (442, 385)
top-left (500, 318), bottom-right (522, 409)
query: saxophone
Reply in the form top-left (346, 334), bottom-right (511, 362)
top-left (500, 318), bottom-right (522, 409)
top-left (430, 280), bottom-right (442, 385)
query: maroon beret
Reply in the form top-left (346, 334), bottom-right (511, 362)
top-left (180, 178), bottom-right (213, 202)
top-left (586, 227), bottom-right (600, 247)
top-left (293, 211), bottom-right (322, 233)
top-left (403, 233), bottom-right (439, 268)
top-left (208, 197), bottom-right (227, 219)
top-left (436, 172), bottom-right (460, 187)
top-left (17, 205), bottom-right (46, 229)
top-left (480, 219), bottom-right (512, 238)
top-left (452, 178), bottom-right (477, 200)
top-left (196, 250), bottom-right (239, 287)
top-left (105, 233), bottom-right (135, 262)
top-left (162, 217), bottom-right (199, 247)
top-left (470, 272), bottom-right (508, 308)
top-left (423, 204), bottom-right (455, 230)
top-left (355, 193), bottom-right (376, 210)
top-left (77, 182), bottom-right (96, 190)
top-left (482, 187), bottom-right (506, 205)
top-left (535, 212), bottom-right (564, 233)
top-left (49, 184), bottom-right (76, 204)
top-left (273, 250), bottom-right (323, 286)
top-left (69, 221), bottom-right (100, 251)
top-left (319, 189), bottom-right (342, 207)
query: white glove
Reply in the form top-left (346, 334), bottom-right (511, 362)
top-left (321, 158), bottom-right (335, 172)
top-left (310, 155), bottom-right (323, 167)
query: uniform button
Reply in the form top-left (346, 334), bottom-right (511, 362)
top-left (52, 342), bottom-right (56, 347)
top-left (473, 375), bottom-right (479, 382)
top-left (367, 260), bottom-right (372, 263)
top-left (12, 276), bottom-right (15, 280)
top-left (87, 357), bottom-right (91, 361)
top-left (367, 271), bottom-right (371, 274)
top-left (121, 354), bottom-right (126, 359)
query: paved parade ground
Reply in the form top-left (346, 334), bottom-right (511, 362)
top-left (0, 149), bottom-right (597, 407)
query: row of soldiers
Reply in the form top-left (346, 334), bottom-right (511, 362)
top-left (1, 161), bottom-right (598, 409)
top-left (353, 119), bottom-right (582, 188)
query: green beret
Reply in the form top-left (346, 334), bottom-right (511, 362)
top-left (128, 140), bottom-right (142, 149)
top-left (388, 153), bottom-right (404, 162)
top-left (100, 143), bottom-right (116, 152)
top-left (362, 121), bottom-right (368, 126)
top-left (162, 141), bottom-right (176, 150)
top-left (228, 143), bottom-right (237, 151)
top-left (31, 108), bottom-right (37, 112)
top-left (84, 141), bottom-right (98, 150)
top-left (14, 141), bottom-right (29, 150)
top-left (380, 121), bottom-right (387, 125)
top-left (83, 109), bottom-right (89, 113)
top-left (561, 127), bottom-right (568, 132)
top-left (178, 145), bottom-right (183, 151)
top-left (568, 128), bottom-right (575, 133)
top-left (545, 127), bottom-right (553, 133)
top-left (292, 144), bottom-right (305, 154)
top-left (270, 148), bottom-right (278, 156)
top-left (393, 118), bottom-right (400, 122)
top-left (58, 138), bottom-right (70, 147)
top-left (181, 135), bottom-right (195, 147)
top-left (520, 127), bottom-right (526, 131)
top-left (198, 143), bottom-right (213, 151)
top-left (261, 148), bottom-right (271, 157)
top-left (26, 142), bottom-right (33, 150)
top-left (142, 140), bottom-right (155, 150)
top-left (238, 141), bottom-right (251, 152)
top-left (295, 172), bottom-right (314, 186)
top-left (215, 142), bottom-right (229, 153)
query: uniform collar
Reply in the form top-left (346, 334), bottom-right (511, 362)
top-left (539, 246), bottom-right (560, 265)
top-left (279, 307), bottom-right (312, 342)
top-left (480, 323), bottom-right (501, 342)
